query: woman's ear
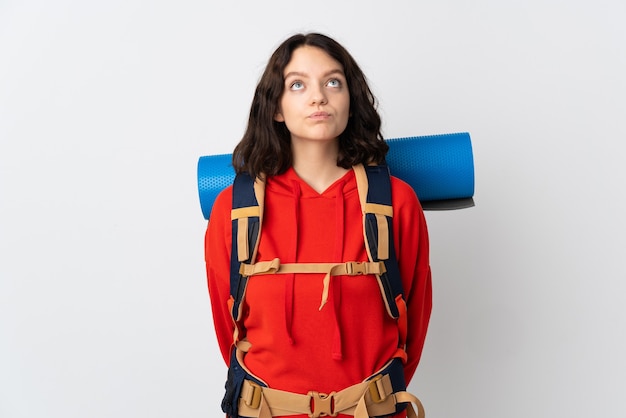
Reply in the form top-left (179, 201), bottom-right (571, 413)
top-left (274, 111), bottom-right (284, 122)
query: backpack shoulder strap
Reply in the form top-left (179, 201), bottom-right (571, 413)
top-left (229, 172), bottom-right (265, 324)
top-left (354, 163), bottom-right (409, 361)
top-left (353, 163), bottom-right (404, 318)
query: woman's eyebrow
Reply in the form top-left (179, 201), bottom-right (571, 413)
top-left (284, 69), bottom-right (345, 79)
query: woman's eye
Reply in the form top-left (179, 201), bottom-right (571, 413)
top-left (327, 79), bottom-right (341, 88)
top-left (290, 81), bottom-right (304, 90)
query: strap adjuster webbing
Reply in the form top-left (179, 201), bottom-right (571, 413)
top-left (367, 374), bottom-right (393, 403)
top-left (241, 380), bottom-right (263, 409)
top-left (239, 258), bottom-right (386, 277)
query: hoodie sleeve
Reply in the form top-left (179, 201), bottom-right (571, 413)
top-left (391, 177), bottom-right (433, 385)
top-left (205, 186), bottom-right (235, 366)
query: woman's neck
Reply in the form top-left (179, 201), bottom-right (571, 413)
top-left (291, 139), bottom-right (349, 193)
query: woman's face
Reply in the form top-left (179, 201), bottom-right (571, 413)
top-left (275, 46), bottom-right (350, 145)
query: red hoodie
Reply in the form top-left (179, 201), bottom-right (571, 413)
top-left (205, 167), bottom-right (432, 418)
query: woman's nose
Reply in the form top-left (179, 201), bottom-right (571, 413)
top-left (310, 85), bottom-right (328, 105)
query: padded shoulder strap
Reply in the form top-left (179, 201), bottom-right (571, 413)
top-left (354, 164), bottom-right (404, 319)
top-left (230, 173), bottom-right (265, 322)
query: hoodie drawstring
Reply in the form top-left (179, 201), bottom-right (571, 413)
top-left (330, 180), bottom-right (346, 360)
top-left (284, 180), bottom-right (301, 345)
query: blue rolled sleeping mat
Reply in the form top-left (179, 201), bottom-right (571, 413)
top-left (197, 132), bottom-right (475, 219)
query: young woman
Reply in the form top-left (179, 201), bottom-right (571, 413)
top-left (205, 33), bottom-right (432, 418)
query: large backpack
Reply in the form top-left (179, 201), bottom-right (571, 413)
top-left (221, 163), bottom-right (424, 418)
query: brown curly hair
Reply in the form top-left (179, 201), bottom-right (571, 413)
top-left (232, 33), bottom-right (388, 178)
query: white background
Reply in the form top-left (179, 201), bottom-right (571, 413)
top-left (1, 1), bottom-right (625, 417)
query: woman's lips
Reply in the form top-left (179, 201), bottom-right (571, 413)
top-left (309, 111), bottom-right (331, 120)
